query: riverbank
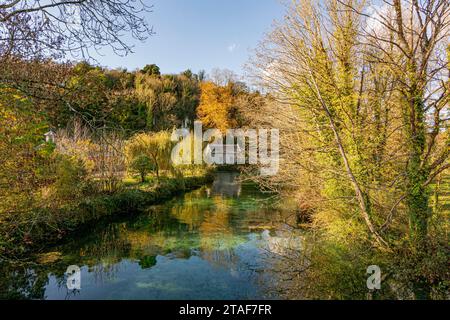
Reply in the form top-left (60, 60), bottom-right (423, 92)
top-left (0, 173), bottom-right (215, 259)
top-left (0, 172), bottom-right (286, 300)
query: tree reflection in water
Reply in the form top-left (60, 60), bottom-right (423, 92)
top-left (1, 172), bottom-right (298, 300)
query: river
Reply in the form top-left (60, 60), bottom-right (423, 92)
top-left (0, 172), bottom-right (303, 300)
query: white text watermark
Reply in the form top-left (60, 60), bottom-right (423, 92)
top-left (171, 121), bottom-right (279, 176)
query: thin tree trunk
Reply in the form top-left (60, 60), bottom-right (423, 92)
top-left (307, 67), bottom-right (389, 248)
top-left (327, 112), bottom-right (389, 248)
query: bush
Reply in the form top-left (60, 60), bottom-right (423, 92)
top-left (128, 154), bottom-right (155, 183)
top-left (53, 155), bottom-right (90, 201)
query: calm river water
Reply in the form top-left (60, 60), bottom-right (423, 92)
top-left (0, 172), bottom-right (303, 300)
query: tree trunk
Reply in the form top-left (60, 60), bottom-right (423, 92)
top-left (155, 162), bottom-right (160, 182)
top-left (405, 94), bottom-right (430, 246)
top-left (406, 168), bottom-right (429, 244)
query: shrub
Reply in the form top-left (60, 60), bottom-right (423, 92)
top-left (128, 154), bottom-right (155, 183)
top-left (53, 155), bottom-right (90, 201)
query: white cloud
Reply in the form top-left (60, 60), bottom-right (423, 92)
top-left (227, 43), bottom-right (238, 53)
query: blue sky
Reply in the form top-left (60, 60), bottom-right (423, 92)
top-left (97, 0), bottom-right (285, 76)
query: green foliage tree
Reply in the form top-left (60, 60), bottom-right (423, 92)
top-left (135, 72), bottom-right (200, 130)
top-left (141, 64), bottom-right (161, 76)
top-left (125, 131), bottom-right (175, 182)
top-left (128, 155), bottom-right (155, 183)
top-left (51, 62), bottom-right (147, 134)
top-left (0, 89), bottom-right (52, 218)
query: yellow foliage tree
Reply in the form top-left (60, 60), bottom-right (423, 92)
top-left (197, 82), bottom-right (237, 132)
top-left (124, 131), bottom-right (174, 182)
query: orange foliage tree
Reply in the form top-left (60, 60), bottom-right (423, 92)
top-left (197, 82), bottom-right (238, 132)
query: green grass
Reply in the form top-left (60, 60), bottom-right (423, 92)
top-left (438, 174), bottom-right (450, 213)
top-left (430, 173), bottom-right (449, 214)
top-left (123, 168), bottom-right (211, 189)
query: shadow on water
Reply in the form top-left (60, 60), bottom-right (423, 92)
top-left (0, 172), bottom-right (302, 300)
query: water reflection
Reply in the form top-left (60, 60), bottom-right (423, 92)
top-left (0, 172), bottom-right (298, 300)
top-left (209, 172), bottom-right (242, 197)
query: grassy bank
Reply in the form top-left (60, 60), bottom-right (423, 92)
top-left (0, 173), bottom-right (214, 259)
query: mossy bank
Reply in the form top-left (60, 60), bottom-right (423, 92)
top-left (0, 173), bottom-right (214, 259)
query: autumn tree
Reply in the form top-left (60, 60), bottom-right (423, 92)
top-left (356, 0), bottom-right (449, 246)
top-left (125, 131), bottom-right (174, 182)
top-left (197, 81), bottom-right (250, 132)
top-left (0, 0), bottom-right (153, 131)
top-left (249, 0), bottom-right (449, 298)
top-left (0, 0), bottom-right (152, 255)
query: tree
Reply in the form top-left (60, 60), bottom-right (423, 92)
top-left (62, 62), bottom-right (147, 133)
top-left (197, 81), bottom-right (237, 132)
top-left (135, 71), bottom-right (200, 130)
top-left (209, 68), bottom-right (238, 86)
top-left (248, 0), bottom-right (449, 298)
top-left (128, 154), bottom-right (154, 183)
top-left (141, 64), bottom-right (161, 77)
top-left (0, 0), bottom-right (154, 256)
top-left (0, 0), bottom-right (152, 59)
top-left (0, 0), bottom-right (153, 139)
top-left (358, 0), bottom-right (449, 245)
top-left (125, 131), bottom-right (174, 182)
top-left (182, 69), bottom-right (193, 79)
top-left (64, 62), bottom-right (110, 126)
top-left (252, 0), bottom-right (449, 248)
top-left (197, 70), bottom-right (206, 82)
top-left (0, 88), bottom-right (48, 219)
